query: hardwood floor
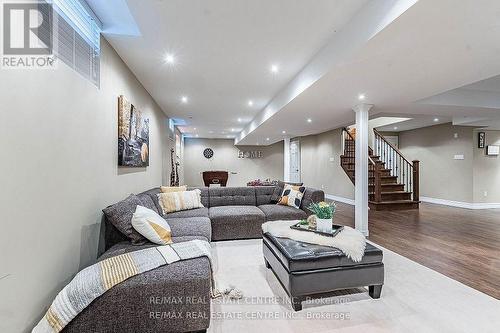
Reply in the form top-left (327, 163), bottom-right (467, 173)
top-left (332, 202), bottom-right (500, 299)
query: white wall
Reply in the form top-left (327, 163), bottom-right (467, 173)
top-left (0, 38), bottom-right (170, 332)
top-left (473, 130), bottom-right (500, 203)
top-left (299, 128), bottom-right (355, 200)
top-left (399, 123), bottom-right (500, 205)
top-left (183, 138), bottom-right (284, 187)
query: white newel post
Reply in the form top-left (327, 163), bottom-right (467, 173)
top-left (353, 103), bottom-right (373, 237)
top-left (283, 137), bottom-right (291, 182)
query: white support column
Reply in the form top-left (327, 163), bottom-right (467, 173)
top-left (283, 137), bottom-right (291, 182)
top-left (353, 104), bottom-right (373, 236)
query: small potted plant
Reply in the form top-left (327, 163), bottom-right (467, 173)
top-left (308, 201), bottom-right (336, 233)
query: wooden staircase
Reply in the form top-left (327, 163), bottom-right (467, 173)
top-left (340, 128), bottom-right (420, 211)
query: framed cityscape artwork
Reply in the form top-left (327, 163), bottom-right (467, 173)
top-left (118, 95), bottom-right (150, 167)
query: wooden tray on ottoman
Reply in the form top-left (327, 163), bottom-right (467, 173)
top-left (290, 221), bottom-right (344, 237)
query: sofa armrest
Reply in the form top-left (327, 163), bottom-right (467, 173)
top-left (300, 187), bottom-right (325, 216)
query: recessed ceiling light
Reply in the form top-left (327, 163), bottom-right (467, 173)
top-left (195, 134), bottom-right (199, 138)
top-left (209, 130), bottom-right (214, 134)
top-left (226, 135), bottom-right (231, 138)
top-left (307, 118), bottom-right (312, 123)
top-left (231, 128), bottom-right (235, 132)
top-left (282, 130), bottom-right (286, 134)
top-left (237, 118), bottom-right (242, 122)
top-left (266, 137), bottom-right (270, 141)
top-left (434, 118), bottom-right (439, 122)
top-left (271, 64), bottom-right (279, 73)
top-left (193, 127), bottom-right (197, 130)
top-left (358, 94), bottom-right (366, 101)
top-left (165, 54), bottom-right (175, 64)
top-left (181, 96), bottom-right (188, 103)
top-left (393, 126), bottom-right (398, 130)
top-left (248, 100), bottom-right (254, 106)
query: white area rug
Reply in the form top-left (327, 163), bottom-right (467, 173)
top-left (209, 239), bottom-right (500, 333)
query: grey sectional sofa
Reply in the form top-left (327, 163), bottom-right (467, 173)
top-left (62, 185), bottom-right (323, 333)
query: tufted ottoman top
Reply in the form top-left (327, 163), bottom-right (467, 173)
top-left (263, 233), bottom-right (383, 272)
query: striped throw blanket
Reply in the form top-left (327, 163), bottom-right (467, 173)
top-left (33, 240), bottom-right (213, 333)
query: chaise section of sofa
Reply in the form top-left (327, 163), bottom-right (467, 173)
top-left (62, 242), bottom-right (211, 333)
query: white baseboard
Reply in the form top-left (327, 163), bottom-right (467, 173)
top-left (326, 195), bottom-right (500, 210)
top-left (325, 194), bottom-right (355, 205)
top-left (420, 196), bottom-right (500, 210)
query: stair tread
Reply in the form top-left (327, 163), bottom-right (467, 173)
top-left (369, 200), bottom-right (417, 204)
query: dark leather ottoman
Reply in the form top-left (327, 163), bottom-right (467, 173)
top-left (262, 233), bottom-right (384, 311)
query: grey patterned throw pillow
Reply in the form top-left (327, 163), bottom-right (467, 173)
top-left (103, 194), bottom-right (146, 244)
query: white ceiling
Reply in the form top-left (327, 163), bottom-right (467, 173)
top-left (374, 115), bottom-right (452, 132)
top-left (99, 0), bottom-right (368, 139)
top-left (235, 0), bottom-right (500, 145)
top-left (463, 75), bottom-right (500, 93)
top-left (95, 0), bottom-right (500, 144)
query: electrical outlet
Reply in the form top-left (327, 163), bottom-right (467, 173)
top-left (484, 191), bottom-right (488, 197)
top-left (329, 157), bottom-right (335, 162)
top-left (454, 133), bottom-right (459, 139)
top-left (321, 184), bottom-right (325, 189)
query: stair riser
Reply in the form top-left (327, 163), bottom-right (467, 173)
top-left (347, 170), bottom-right (392, 177)
top-left (369, 184), bottom-right (405, 192)
top-left (341, 161), bottom-right (386, 167)
top-left (372, 192), bottom-right (412, 201)
top-left (369, 176), bottom-right (398, 184)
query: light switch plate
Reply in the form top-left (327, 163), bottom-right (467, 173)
top-left (454, 154), bottom-right (464, 160)
top-left (329, 157), bottom-right (335, 162)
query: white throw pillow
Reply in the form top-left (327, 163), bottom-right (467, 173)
top-left (131, 205), bottom-right (172, 245)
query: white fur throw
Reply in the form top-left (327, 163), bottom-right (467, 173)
top-left (262, 220), bottom-right (366, 262)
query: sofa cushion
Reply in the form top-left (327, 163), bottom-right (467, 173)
top-left (300, 187), bottom-right (325, 215)
top-left (64, 242), bottom-right (211, 333)
top-left (188, 187), bottom-right (209, 207)
top-left (160, 185), bottom-right (187, 193)
top-left (157, 189), bottom-right (204, 214)
top-left (131, 206), bottom-right (172, 245)
top-left (165, 217), bottom-right (212, 241)
top-left (270, 181), bottom-right (304, 203)
top-left (277, 184), bottom-right (306, 209)
top-left (255, 186), bottom-right (276, 206)
top-left (136, 193), bottom-right (159, 213)
top-left (258, 204), bottom-right (307, 221)
top-left (209, 206), bottom-right (265, 240)
top-left (102, 194), bottom-right (146, 244)
top-left (166, 207), bottom-right (209, 219)
top-left (141, 188), bottom-right (163, 213)
top-left (209, 187), bottom-right (256, 207)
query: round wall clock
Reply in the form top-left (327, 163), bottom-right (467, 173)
top-left (203, 148), bottom-right (214, 159)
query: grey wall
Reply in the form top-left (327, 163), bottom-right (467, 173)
top-left (399, 123), bottom-right (474, 202)
top-left (183, 138), bottom-right (284, 187)
top-left (0, 39), bottom-right (170, 332)
top-left (299, 128), bottom-right (354, 200)
top-left (473, 130), bottom-right (500, 203)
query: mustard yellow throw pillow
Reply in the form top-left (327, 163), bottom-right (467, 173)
top-left (131, 206), bottom-right (172, 245)
top-left (160, 185), bottom-right (187, 193)
top-left (157, 189), bottom-right (204, 214)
